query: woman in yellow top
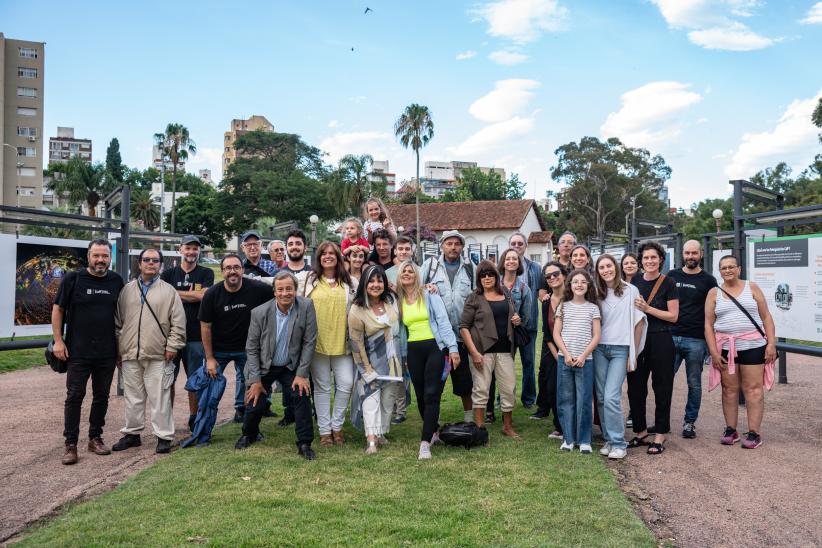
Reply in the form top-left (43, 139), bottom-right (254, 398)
top-left (304, 242), bottom-right (356, 447)
top-left (348, 265), bottom-right (403, 454)
top-left (396, 261), bottom-right (461, 460)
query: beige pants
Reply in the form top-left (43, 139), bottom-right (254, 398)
top-left (362, 383), bottom-right (399, 437)
top-left (121, 359), bottom-right (175, 440)
top-left (469, 352), bottom-right (517, 412)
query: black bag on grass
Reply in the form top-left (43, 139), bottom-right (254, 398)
top-left (438, 421), bottom-right (488, 449)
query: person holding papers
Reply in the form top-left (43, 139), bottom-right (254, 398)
top-left (348, 265), bottom-right (403, 455)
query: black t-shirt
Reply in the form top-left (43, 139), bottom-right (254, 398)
top-left (161, 265), bottom-right (215, 342)
top-left (667, 268), bottom-right (717, 339)
top-left (55, 269), bottom-right (124, 360)
top-left (198, 279), bottom-right (273, 352)
top-left (486, 299), bottom-right (511, 354)
top-left (631, 275), bottom-right (679, 333)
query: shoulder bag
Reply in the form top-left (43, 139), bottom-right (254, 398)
top-left (718, 286), bottom-right (778, 358)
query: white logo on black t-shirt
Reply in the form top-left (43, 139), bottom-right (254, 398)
top-left (87, 289), bottom-right (111, 295)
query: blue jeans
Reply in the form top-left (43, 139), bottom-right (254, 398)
top-left (672, 336), bottom-right (707, 424)
top-left (593, 345), bottom-right (628, 450)
top-left (519, 330), bottom-right (538, 407)
top-left (214, 351), bottom-right (247, 411)
top-left (557, 355), bottom-right (593, 445)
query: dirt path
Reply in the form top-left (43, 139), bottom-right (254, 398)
top-left (615, 354), bottom-right (822, 547)
top-left (0, 364), bottom-right (239, 543)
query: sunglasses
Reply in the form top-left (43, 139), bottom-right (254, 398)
top-left (478, 271), bottom-right (497, 279)
top-left (545, 271), bottom-right (562, 280)
top-left (141, 257), bottom-right (160, 264)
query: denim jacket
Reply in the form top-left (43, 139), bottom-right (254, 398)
top-left (420, 254), bottom-right (474, 340)
top-left (398, 290), bottom-right (458, 362)
top-left (506, 277), bottom-right (531, 329)
top-left (519, 257), bottom-right (542, 332)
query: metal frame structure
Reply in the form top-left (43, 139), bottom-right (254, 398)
top-left (631, 218), bottom-right (683, 269)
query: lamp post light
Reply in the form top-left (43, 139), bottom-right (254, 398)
top-left (309, 214), bottom-right (319, 248)
top-left (712, 208), bottom-right (724, 250)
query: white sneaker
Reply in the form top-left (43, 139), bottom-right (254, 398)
top-left (579, 444), bottom-right (593, 454)
top-left (548, 431), bottom-right (563, 440)
top-left (599, 443), bottom-right (612, 456)
top-left (418, 441), bottom-right (432, 460)
top-left (608, 447), bottom-right (627, 460)
top-left (430, 432), bottom-right (442, 446)
top-left (560, 441), bottom-right (574, 451)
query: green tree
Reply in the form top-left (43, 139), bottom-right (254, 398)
top-left (47, 157), bottom-right (110, 216)
top-left (105, 137), bottom-right (124, 185)
top-left (813, 97), bottom-right (822, 143)
top-left (173, 189), bottom-right (229, 248)
top-left (130, 188), bottom-right (160, 231)
top-left (550, 137), bottom-right (671, 242)
top-left (394, 104), bottom-right (434, 256)
top-left (750, 162), bottom-right (794, 194)
top-left (154, 123), bottom-right (196, 233)
top-left (672, 198), bottom-right (733, 242)
top-left (442, 168), bottom-right (524, 201)
top-left (328, 154), bottom-right (386, 217)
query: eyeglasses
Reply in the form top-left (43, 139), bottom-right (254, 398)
top-left (222, 265), bottom-right (243, 272)
top-left (243, 242), bottom-right (260, 248)
top-left (271, 248), bottom-right (284, 253)
top-left (478, 271), bottom-right (496, 279)
top-left (510, 241), bottom-right (525, 247)
top-left (141, 257), bottom-right (160, 264)
top-left (545, 271), bottom-right (562, 280)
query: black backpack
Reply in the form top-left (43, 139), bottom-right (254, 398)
top-left (438, 421), bottom-right (489, 449)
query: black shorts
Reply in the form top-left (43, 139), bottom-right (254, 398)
top-left (451, 342), bottom-right (474, 397)
top-left (722, 345), bottom-right (766, 365)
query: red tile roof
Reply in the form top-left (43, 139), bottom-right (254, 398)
top-left (528, 231), bottom-right (553, 244)
top-left (387, 199), bottom-right (545, 232)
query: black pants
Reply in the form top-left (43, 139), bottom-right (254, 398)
top-left (627, 330), bottom-right (675, 434)
top-left (450, 342), bottom-right (473, 397)
top-left (243, 367), bottom-right (313, 447)
top-left (64, 357), bottom-right (116, 445)
top-left (407, 339), bottom-right (446, 442)
top-left (536, 346), bottom-right (562, 432)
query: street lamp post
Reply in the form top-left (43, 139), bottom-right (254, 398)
top-left (712, 208), bottom-right (724, 250)
top-left (309, 214), bottom-right (319, 249)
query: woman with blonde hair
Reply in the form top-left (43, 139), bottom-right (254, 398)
top-left (396, 260), bottom-right (460, 459)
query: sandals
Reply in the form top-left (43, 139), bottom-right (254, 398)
top-left (627, 434), bottom-right (649, 448)
top-left (647, 441), bottom-right (665, 455)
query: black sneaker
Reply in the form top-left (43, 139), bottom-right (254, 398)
top-left (188, 414), bottom-right (196, 432)
top-left (156, 438), bottom-right (172, 454)
top-left (298, 443), bottom-right (316, 460)
top-left (529, 410), bottom-right (549, 421)
top-left (391, 415), bottom-right (406, 425)
top-left (112, 434), bottom-right (142, 451)
top-left (262, 407), bottom-right (279, 418)
top-left (278, 417), bottom-right (295, 427)
top-left (233, 409), bottom-right (245, 423)
top-left (485, 411), bottom-right (496, 423)
top-left (682, 422), bottom-right (696, 439)
top-left (234, 435), bottom-right (254, 450)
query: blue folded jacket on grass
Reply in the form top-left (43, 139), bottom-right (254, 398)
top-left (181, 365), bottom-right (227, 448)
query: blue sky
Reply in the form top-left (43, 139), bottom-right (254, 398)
top-left (4, 0), bottom-right (821, 208)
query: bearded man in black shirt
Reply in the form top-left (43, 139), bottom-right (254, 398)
top-left (52, 239), bottom-right (124, 465)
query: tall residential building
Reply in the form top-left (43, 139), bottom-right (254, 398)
top-left (420, 160), bottom-right (506, 198)
top-left (198, 168), bottom-right (213, 185)
top-left (369, 160), bottom-right (396, 194)
top-left (222, 115), bottom-right (274, 177)
top-left (1, 33), bottom-right (45, 208)
top-left (152, 144), bottom-right (186, 172)
top-left (48, 127), bottom-right (92, 164)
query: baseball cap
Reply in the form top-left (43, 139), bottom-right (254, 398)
top-left (181, 235), bottom-right (201, 246)
top-left (241, 230), bottom-right (262, 242)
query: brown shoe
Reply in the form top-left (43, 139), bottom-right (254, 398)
top-left (88, 437), bottom-right (111, 455)
top-left (319, 434), bottom-right (334, 447)
top-left (332, 430), bottom-right (345, 446)
top-left (62, 444), bottom-right (78, 465)
top-left (501, 411), bottom-right (522, 441)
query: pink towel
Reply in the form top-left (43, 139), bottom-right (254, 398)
top-left (707, 329), bottom-right (775, 392)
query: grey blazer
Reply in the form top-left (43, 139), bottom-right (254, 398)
top-left (245, 296), bottom-right (317, 385)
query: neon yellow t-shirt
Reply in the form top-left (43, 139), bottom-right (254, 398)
top-left (402, 298), bottom-right (435, 342)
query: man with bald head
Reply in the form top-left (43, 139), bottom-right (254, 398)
top-left (668, 240), bottom-right (717, 440)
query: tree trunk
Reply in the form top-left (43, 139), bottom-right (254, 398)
top-left (170, 163), bottom-right (177, 234)
top-left (415, 149), bottom-right (421, 262)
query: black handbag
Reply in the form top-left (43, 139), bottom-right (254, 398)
top-left (439, 422), bottom-right (489, 449)
top-left (45, 340), bottom-right (67, 374)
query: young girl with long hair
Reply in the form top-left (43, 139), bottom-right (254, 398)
top-left (362, 197), bottom-right (397, 244)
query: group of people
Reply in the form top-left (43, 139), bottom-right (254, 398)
top-left (52, 198), bottom-right (777, 465)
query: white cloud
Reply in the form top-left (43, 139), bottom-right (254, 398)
top-left (327, 119), bottom-right (339, 128)
top-left (473, 0), bottom-right (568, 44)
top-left (601, 81), bottom-right (702, 148)
top-left (456, 50), bottom-right (477, 60)
top-left (448, 117), bottom-right (536, 157)
top-left (725, 89), bottom-right (822, 179)
top-left (319, 131), bottom-right (395, 165)
top-left (800, 2), bottom-right (822, 24)
top-left (468, 79), bottom-right (541, 123)
top-left (488, 49), bottom-right (528, 65)
top-left (650, 0), bottom-right (777, 51)
top-left (186, 146), bottom-right (223, 184)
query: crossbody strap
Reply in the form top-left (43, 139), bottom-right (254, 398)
top-left (140, 284), bottom-right (168, 341)
top-left (645, 274), bottom-right (666, 306)
top-left (719, 286), bottom-right (766, 338)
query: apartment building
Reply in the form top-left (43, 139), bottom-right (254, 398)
top-left (1, 33), bottom-right (45, 208)
top-left (222, 115), bottom-right (274, 177)
top-left (369, 160), bottom-right (396, 194)
top-left (48, 127), bottom-right (92, 164)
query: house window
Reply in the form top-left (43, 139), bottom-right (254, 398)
top-left (18, 47), bottom-right (38, 58)
top-left (17, 167), bottom-right (37, 177)
top-left (17, 127), bottom-right (37, 137)
top-left (530, 254), bottom-right (541, 263)
top-left (70, 143), bottom-right (79, 151)
top-left (18, 186), bottom-right (37, 196)
top-left (17, 107), bottom-right (37, 116)
top-left (18, 67), bottom-right (38, 78)
top-left (17, 147), bottom-right (36, 157)
top-left (17, 87), bottom-right (37, 98)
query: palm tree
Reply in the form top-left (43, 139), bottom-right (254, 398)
top-left (47, 156), bottom-right (107, 216)
top-left (130, 188), bottom-right (160, 231)
top-left (329, 154), bottom-right (386, 217)
top-left (394, 104), bottom-right (434, 257)
top-left (154, 123), bottom-right (196, 233)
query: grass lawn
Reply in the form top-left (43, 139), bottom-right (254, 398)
top-left (0, 336), bottom-right (49, 374)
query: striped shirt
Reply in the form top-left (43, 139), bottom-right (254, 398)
top-left (714, 281), bottom-right (766, 351)
top-left (557, 301), bottom-right (601, 357)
